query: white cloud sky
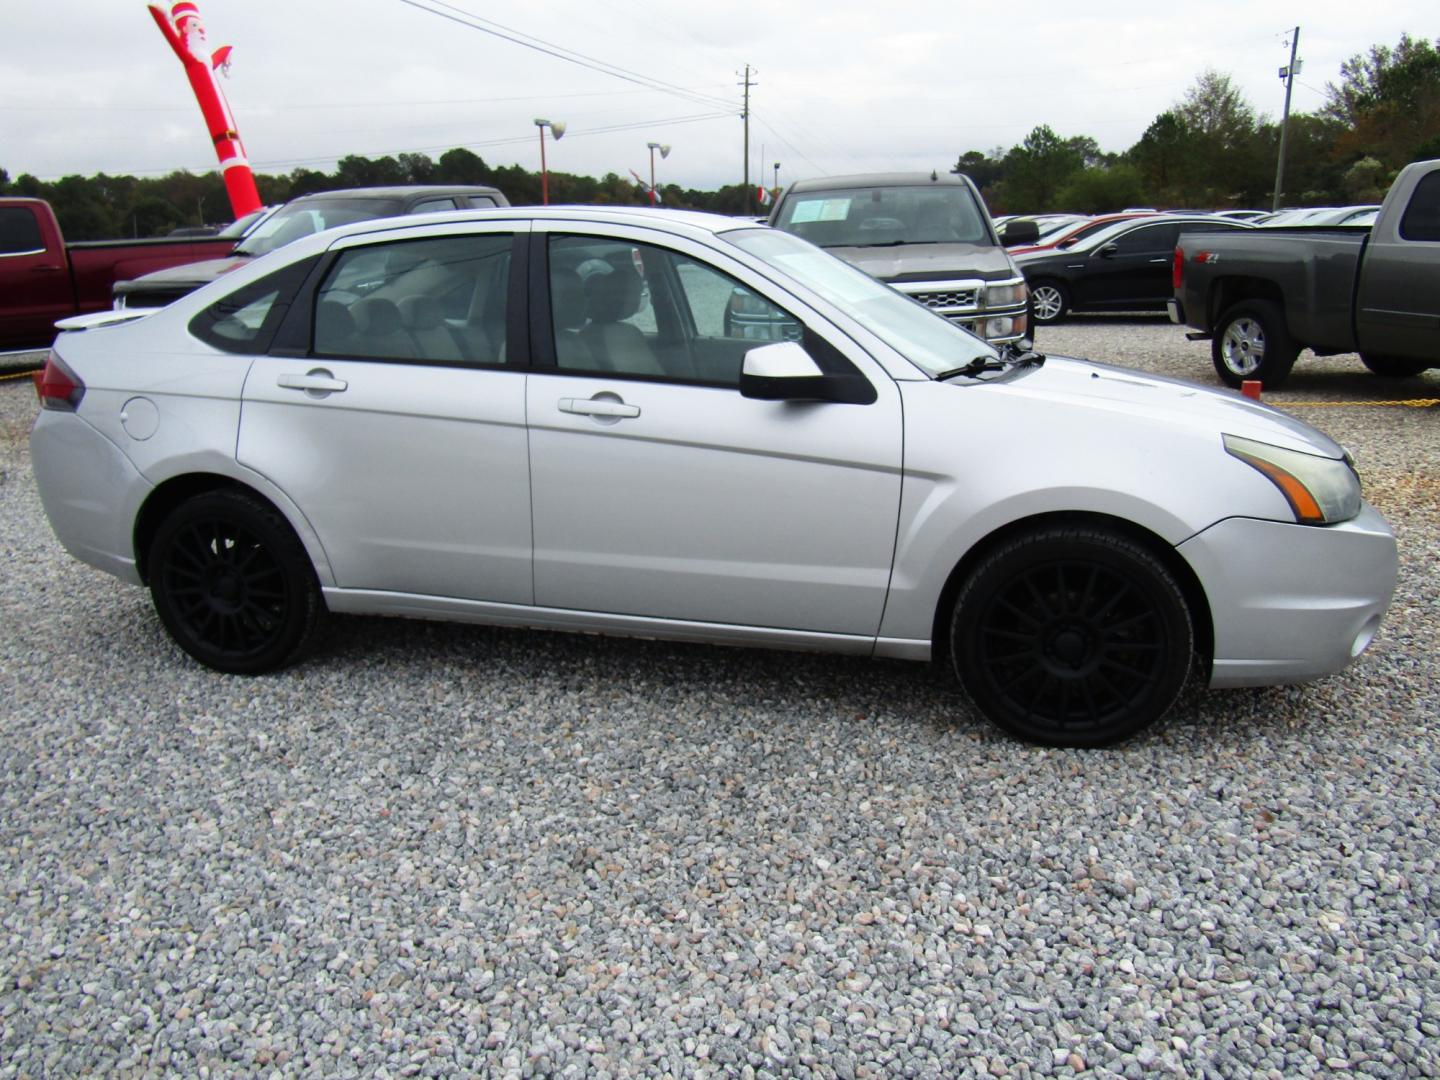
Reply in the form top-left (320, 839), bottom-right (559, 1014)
top-left (0, 0), bottom-right (1431, 194)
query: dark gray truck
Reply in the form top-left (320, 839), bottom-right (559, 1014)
top-left (1171, 158), bottom-right (1440, 388)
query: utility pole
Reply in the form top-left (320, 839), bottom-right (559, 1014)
top-left (1272, 26), bottom-right (1301, 212)
top-left (739, 64), bottom-right (756, 212)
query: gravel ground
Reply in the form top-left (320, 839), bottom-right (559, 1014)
top-left (1, 323), bottom-right (1437, 1079)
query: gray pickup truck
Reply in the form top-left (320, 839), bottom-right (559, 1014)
top-left (765, 172), bottom-right (1036, 345)
top-left (1171, 158), bottom-right (1440, 388)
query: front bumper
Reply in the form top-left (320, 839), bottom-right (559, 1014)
top-left (1177, 502), bottom-right (1398, 688)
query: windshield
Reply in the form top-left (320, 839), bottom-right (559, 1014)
top-left (724, 227), bottom-right (999, 377)
top-left (771, 184), bottom-right (990, 248)
top-left (235, 197), bottom-right (402, 257)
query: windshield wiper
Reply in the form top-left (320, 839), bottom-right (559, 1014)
top-left (935, 355), bottom-right (1008, 380)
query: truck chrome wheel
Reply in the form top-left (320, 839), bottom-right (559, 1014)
top-left (1219, 317), bottom-right (1265, 377)
top-left (1210, 300), bottom-right (1298, 389)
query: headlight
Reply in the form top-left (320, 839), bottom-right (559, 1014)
top-left (1223, 435), bottom-right (1361, 525)
top-left (984, 281), bottom-right (1028, 308)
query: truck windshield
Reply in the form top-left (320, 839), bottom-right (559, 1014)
top-left (723, 227), bottom-right (999, 378)
top-left (772, 185), bottom-right (990, 248)
top-left (234, 198), bottom-right (403, 257)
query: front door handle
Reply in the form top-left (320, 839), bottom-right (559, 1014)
top-left (559, 396), bottom-right (640, 419)
top-left (278, 370), bottom-right (348, 396)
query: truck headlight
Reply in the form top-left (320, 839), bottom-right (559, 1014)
top-left (1223, 435), bottom-right (1362, 524)
top-left (984, 282), bottom-right (1027, 308)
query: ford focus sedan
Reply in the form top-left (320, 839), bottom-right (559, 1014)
top-left (30, 207), bottom-right (1397, 746)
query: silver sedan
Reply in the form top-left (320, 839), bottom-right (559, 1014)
top-left (29, 207), bottom-right (1398, 746)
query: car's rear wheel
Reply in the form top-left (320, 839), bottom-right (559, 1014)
top-left (148, 490), bottom-right (324, 674)
top-left (1211, 300), bottom-right (1298, 389)
top-left (950, 526), bottom-right (1193, 747)
top-left (1029, 280), bottom-right (1070, 325)
top-left (1360, 353), bottom-right (1432, 378)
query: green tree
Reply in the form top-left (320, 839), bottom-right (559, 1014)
top-left (997, 125), bottom-right (1085, 211)
top-left (1323, 33), bottom-right (1440, 169)
top-left (1055, 165), bottom-right (1146, 213)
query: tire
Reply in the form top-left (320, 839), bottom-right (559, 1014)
top-left (148, 489), bottom-right (324, 674)
top-left (950, 526), bottom-right (1193, 747)
top-left (1360, 353), bottom-right (1432, 378)
top-left (1028, 280), bottom-right (1070, 325)
top-left (1211, 300), bottom-right (1298, 389)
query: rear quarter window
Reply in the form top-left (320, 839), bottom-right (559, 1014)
top-left (189, 258), bottom-right (318, 354)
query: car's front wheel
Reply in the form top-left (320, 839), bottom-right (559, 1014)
top-left (1360, 353), bottom-right (1432, 378)
top-left (950, 525), bottom-right (1193, 747)
top-left (148, 489), bottom-right (324, 674)
top-left (1211, 300), bottom-right (1298, 389)
top-left (1028, 280), bottom-right (1070, 325)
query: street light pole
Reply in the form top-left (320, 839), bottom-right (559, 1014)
top-left (535, 119), bottom-right (565, 205)
top-left (773, 161), bottom-right (780, 199)
top-left (646, 142), bottom-right (671, 207)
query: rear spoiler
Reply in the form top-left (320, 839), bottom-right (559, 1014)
top-left (54, 308), bottom-right (164, 333)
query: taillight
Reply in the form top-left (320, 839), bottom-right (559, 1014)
top-left (32, 352), bottom-right (85, 411)
top-left (1172, 247), bottom-right (1184, 289)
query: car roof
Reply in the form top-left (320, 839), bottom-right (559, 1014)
top-left (785, 172), bottom-right (970, 192)
top-left (290, 185), bottom-right (504, 203)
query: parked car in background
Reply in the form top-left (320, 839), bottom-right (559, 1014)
top-left (1173, 158), bottom-right (1440, 387)
top-left (767, 172), bottom-right (1033, 344)
top-left (1017, 215), bottom-right (1253, 324)
top-left (0, 197), bottom-right (239, 351)
top-left (1006, 212), bottom-right (1160, 256)
top-left (112, 185), bottom-right (510, 308)
top-left (1213, 209), bottom-right (1270, 222)
top-left (30, 206), bottom-right (1397, 747)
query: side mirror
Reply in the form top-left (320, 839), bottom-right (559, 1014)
top-left (739, 341), bottom-right (874, 404)
top-left (1001, 219), bottom-right (1040, 246)
top-left (1096, 243), bottom-right (1119, 258)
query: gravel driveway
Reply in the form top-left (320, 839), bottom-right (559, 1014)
top-left (2, 323), bottom-right (1437, 1078)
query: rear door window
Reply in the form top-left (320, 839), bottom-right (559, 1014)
top-left (0, 207), bottom-right (44, 255)
top-left (313, 233), bottom-right (513, 366)
top-left (1399, 172), bottom-right (1440, 242)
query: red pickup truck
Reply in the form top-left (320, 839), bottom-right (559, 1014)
top-left (0, 197), bottom-right (238, 351)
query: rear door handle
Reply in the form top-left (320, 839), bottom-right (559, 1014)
top-left (30, 264), bottom-right (63, 273)
top-left (559, 396), bottom-right (640, 419)
top-left (278, 370), bottom-right (348, 395)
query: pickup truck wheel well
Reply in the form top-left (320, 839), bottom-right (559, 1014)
top-left (930, 511), bottom-right (1214, 677)
top-left (134, 475), bottom-right (281, 585)
top-left (1208, 276), bottom-right (1285, 329)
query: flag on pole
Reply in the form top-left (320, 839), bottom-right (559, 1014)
top-left (757, 185), bottom-right (773, 207)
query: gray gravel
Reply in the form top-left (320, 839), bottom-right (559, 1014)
top-left (2, 321), bottom-right (1438, 1078)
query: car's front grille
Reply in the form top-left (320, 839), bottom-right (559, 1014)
top-left (914, 289), bottom-right (979, 311)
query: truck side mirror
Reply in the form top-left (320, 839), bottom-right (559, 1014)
top-left (1002, 219), bottom-right (1040, 246)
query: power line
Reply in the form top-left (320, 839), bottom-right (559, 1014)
top-left (394, 0), bottom-right (734, 113)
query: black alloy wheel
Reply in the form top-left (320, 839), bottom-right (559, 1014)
top-left (148, 490), bottom-right (323, 673)
top-left (951, 526), bottom-right (1193, 747)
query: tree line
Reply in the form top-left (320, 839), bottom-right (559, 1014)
top-left (2, 32), bottom-right (1436, 240)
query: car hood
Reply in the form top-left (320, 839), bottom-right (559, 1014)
top-left (825, 242), bottom-right (1017, 282)
top-left (120, 255), bottom-right (251, 289)
top-left (983, 356), bottom-right (1345, 458)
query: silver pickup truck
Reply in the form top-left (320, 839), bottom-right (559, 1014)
top-left (1171, 158), bottom-right (1440, 388)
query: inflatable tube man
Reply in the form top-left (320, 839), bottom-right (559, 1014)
top-left (148, 2), bottom-right (262, 218)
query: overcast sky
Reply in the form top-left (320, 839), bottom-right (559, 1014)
top-left (1, 1), bottom-right (1432, 197)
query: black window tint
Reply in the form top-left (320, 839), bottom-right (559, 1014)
top-left (409, 198), bottom-right (458, 215)
top-left (1399, 172), bottom-right (1440, 242)
top-left (189, 257), bottom-right (316, 354)
top-left (314, 234), bottom-right (512, 366)
top-left (1111, 223), bottom-right (1181, 254)
top-left (0, 207), bottom-right (44, 255)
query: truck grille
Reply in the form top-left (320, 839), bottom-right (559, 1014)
top-left (914, 289), bottom-right (978, 311)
